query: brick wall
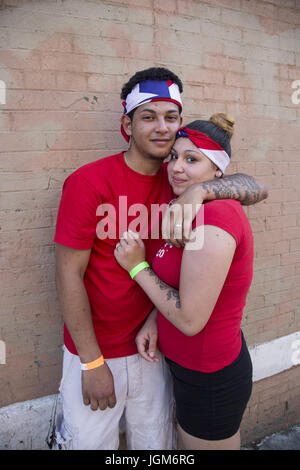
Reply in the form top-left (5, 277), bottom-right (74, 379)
top-left (0, 0), bottom-right (299, 444)
top-left (241, 364), bottom-right (300, 444)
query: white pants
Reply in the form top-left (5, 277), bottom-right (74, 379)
top-left (53, 347), bottom-right (175, 450)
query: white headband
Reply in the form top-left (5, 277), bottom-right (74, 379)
top-left (199, 149), bottom-right (230, 174)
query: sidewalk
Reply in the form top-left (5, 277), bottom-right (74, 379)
top-left (242, 424), bottom-right (300, 450)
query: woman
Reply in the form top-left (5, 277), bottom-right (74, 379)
top-left (114, 113), bottom-right (253, 450)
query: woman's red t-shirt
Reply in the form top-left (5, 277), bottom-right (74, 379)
top-left (154, 199), bottom-right (254, 372)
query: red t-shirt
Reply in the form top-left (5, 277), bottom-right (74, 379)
top-left (54, 153), bottom-right (173, 358)
top-left (154, 199), bottom-right (254, 373)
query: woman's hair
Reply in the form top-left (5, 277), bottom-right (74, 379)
top-left (121, 67), bottom-right (183, 120)
top-left (185, 113), bottom-right (235, 158)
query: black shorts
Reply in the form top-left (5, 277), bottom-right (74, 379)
top-left (165, 331), bottom-right (253, 441)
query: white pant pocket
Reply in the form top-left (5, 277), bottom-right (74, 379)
top-left (52, 413), bottom-right (74, 450)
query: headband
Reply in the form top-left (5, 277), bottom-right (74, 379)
top-left (121, 80), bottom-right (182, 142)
top-left (176, 127), bottom-right (230, 174)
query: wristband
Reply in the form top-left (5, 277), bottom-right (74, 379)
top-left (130, 261), bottom-right (150, 279)
top-left (80, 355), bottom-right (105, 371)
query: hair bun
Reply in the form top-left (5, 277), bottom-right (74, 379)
top-left (209, 113), bottom-right (235, 139)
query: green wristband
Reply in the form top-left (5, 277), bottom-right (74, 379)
top-left (130, 261), bottom-right (150, 279)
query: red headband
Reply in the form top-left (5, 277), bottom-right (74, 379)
top-left (176, 127), bottom-right (230, 174)
top-left (176, 127), bottom-right (224, 151)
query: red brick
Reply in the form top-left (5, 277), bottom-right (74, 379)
top-left (154, 12), bottom-right (200, 33)
top-left (203, 54), bottom-right (244, 73)
top-left (266, 214), bottom-right (296, 230)
top-left (254, 254), bottom-right (281, 271)
top-left (154, 0), bottom-right (176, 13)
top-left (128, 7), bottom-right (154, 25)
top-left (23, 70), bottom-right (56, 90)
top-left (56, 72), bottom-right (87, 91)
top-left (273, 240), bottom-right (290, 255)
top-left (221, 7), bottom-right (260, 29)
top-left (203, 84), bottom-right (243, 101)
top-left (281, 251), bottom-right (300, 266)
top-left (0, 132), bottom-right (47, 152)
top-left (225, 71), bottom-right (263, 88)
top-left (41, 52), bottom-right (89, 73)
top-left (290, 239), bottom-right (300, 252)
top-left (8, 30), bottom-right (73, 53)
top-left (177, 1), bottom-right (221, 21)
top-left (268, 189), bottom-right (298, 203)
top-left (0, 0), bottom-right (299, 429)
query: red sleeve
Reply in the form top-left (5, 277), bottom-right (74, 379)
top-left (194, 200), bottom-right (243, 245)
top-left (54, 172), bottom-right (101, 249)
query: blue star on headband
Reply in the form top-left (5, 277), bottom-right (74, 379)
top-left (176, 129), bottom-right (188, 139)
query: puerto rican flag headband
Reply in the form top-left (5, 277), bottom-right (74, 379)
top-left (121, 79), bottom-right (182, 142)
top-left (176, 127), bottom-right (230, 174)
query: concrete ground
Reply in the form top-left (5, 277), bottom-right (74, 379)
top-left (1, 393), bottom-right (299, 450)
top-left (242, 424), bottom-right (300, 450)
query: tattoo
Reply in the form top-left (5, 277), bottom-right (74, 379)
top-left (144, 267), bottom-right (181, 309)
top-left (201, 173), bottom-right (268, 206)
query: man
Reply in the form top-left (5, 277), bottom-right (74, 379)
top-left (53, 67), bottom-right (267, 450)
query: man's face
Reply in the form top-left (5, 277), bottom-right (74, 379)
top-left (122, 101), bottom-right (182, 160)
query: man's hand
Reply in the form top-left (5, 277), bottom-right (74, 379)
top-left (81, 362), bottom-right (116, 411)
top-left (162, 185), bottom-right (204, 247)
top-left (135, 308), bottom-right (159, 363)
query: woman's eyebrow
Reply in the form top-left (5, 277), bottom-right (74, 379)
top-left (172, 148), bottom-right (200, 154)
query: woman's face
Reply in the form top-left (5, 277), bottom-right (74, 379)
top-left (167, 137), bottom-right (221, 195)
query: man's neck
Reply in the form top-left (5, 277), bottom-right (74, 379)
top-left (123, 149), bottom-right (164, 175)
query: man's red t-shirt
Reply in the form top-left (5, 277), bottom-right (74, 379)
top-left (154, 199), bottom-right (254, 373)
top-left (54, 153), bottom-right (172, 359)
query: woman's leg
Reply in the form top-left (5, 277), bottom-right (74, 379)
top-left (177, 423), bottom-right (241, 450)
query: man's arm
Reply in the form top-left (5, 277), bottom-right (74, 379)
top-left (55, 243), bottom-right (116, 411)
top-left (162, 173), bottom-right (268, 246)
top-left (198, 173), bottom-right (268, 206)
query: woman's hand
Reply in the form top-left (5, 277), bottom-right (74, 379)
top-left (162, 185), bottom-right (204, 247)
top-left (114, 230), bottom-right (146, 273)
top-left (135, 308), bottom-right (159, 363)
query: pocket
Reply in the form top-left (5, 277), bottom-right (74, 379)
top-left (59, 346), bottom-right (79, 394)
top-left (51, 412), bottom-right (74, 450)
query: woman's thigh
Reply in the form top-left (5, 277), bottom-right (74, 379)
top-left (178, 424), bottom-right (241, 450)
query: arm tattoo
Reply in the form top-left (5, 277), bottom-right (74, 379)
top-left (144, 267), bottom-right (181, 309)
top-left (201, 173), bottom-right (268, 206)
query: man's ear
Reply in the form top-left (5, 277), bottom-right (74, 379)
top-left (121, 114), bottom-right (132, 139)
